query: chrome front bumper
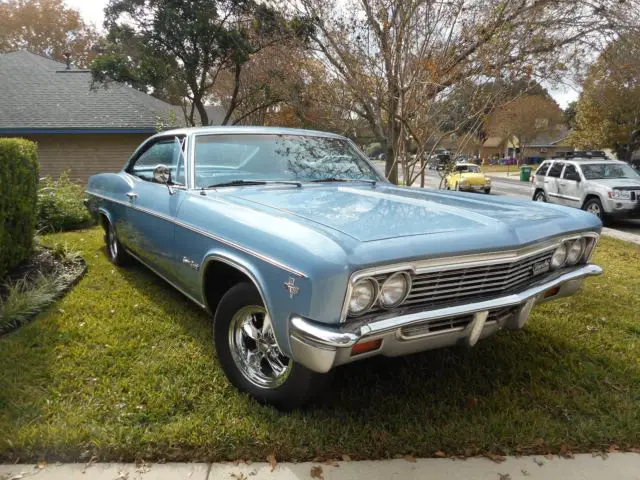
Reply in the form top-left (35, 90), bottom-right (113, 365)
top-left (289, 264), bottom-right (602, 373)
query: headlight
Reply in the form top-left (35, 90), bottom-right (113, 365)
top-left (566, 238), bottom-right (586, 265)
top-left (348, 278), bottom-right (378, 316)
top-left (609, 190), bottom-right (630, 199)
top-left (484, 176), bottom-right (491, 183)
top-left (379, 272), bottom-right (410, 308)
top-left (551, 244), bottom-right (568, 269)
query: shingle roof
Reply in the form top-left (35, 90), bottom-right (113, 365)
top-left (0, 51), bottom-right (183, 133)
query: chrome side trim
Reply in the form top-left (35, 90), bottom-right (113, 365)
top-left (339, 232), bottom-right (600, 322)
top-left (85, 190), bottom-right (307, 278)
top-left (125, 249), bottom-right (207, 310)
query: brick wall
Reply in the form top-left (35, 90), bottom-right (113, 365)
top-left (21, 133), bottom-right (148, 183)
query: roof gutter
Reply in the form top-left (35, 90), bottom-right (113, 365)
top-left (0, 128), bottom-right (156, 135)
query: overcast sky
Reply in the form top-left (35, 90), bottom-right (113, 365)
top-left (64, 0), bottom-right (578, 107)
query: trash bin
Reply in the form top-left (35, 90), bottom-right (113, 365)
top-left (520, 166), bottom-right (532, 182)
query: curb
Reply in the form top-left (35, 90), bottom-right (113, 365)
top-left (2, 454), bottom-right (640, 480)
top-left (601, 227), bottom-right (640, 245)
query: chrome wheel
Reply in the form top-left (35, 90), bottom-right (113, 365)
top-left (228, 306), bottom-right (292, 388)
top-left (586, 202), bottom-right (601, 217)
top-left (108, 223), bottom-right (118, 259)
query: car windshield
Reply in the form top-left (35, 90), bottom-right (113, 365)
top-left (193, 134), bottom-right (380, 188)
top-left (456, 165), bottom-right (480, 173)
top-left (581, 163), bottom-right (640, 180)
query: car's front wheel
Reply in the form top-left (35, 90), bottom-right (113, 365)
top-left (583, 197), bottom-right (605, 220)
top-left (214, 282), bottom-right (327, 410)
top-left (484, 188), bottom-right (491, 194)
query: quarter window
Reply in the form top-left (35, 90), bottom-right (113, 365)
top-left (547, 162), bottom-right (564, 178)
top-left (129, 137), bottom-right (185, 185)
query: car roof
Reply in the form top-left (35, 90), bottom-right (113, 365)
top-left (151, 125), bottom-right (348, 140)
top-left (545, 158), bottom-right (625, 165)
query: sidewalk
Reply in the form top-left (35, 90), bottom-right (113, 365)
top-left (2, 454), bottom-right (640, 480)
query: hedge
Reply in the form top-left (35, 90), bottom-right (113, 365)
top-left (0, 138), bottom-right (39, 280)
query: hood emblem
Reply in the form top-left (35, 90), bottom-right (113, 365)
top-left (283, 277), bottom-right (300, 299)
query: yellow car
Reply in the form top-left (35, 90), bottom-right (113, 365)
top-left (445, 162), bottom-right (492, 194)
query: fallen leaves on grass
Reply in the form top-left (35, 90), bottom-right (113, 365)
top-left (310, 465), bottom-right (324, 479)
top-left (434, 451), bottom-right (447, 458)
top-left (341, 454), bottom-right (351, 462)
top-left (403, 455), bottom-right (417, 462)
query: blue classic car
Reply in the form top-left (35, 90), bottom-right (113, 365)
top-left (86, 127), bottom-right (603, 409)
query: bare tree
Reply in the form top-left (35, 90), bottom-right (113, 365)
top-left (292, 0), bottom-right (635, 184)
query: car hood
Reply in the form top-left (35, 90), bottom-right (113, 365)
top-left (589, 178), bottom-right (640, 189)
top-left (227, 184), bottom-right (588, 242)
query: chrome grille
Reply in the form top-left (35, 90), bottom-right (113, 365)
top-left (404, 249), bottom-right (554, 310)
top-left (400, 306), bottom-right (518, 338)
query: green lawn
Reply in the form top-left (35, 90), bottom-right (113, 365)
top-left (1, 228), bottom-right (639, 462)
top-left (481, 164), bottom-right (536, 173)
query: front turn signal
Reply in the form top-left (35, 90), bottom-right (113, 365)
top-left (351, 339), bottom-right (382, 356)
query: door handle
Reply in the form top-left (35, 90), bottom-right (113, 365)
top-left (126, 192), bottom-right (138, 201)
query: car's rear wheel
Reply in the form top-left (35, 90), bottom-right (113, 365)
top-left (583, 197), bottom-right (605, 220)
top-left (214, 282), bottom-right (328, 410)
top-left (484, 188), bottom-right (491, 194)
top-left (104, 219), bottom-right (131, 266)
top-left (533, 190), bottom-right (546, 202)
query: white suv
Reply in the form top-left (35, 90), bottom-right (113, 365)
top-left (531, 158), bottom-right (640, 221)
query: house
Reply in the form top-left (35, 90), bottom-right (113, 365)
top-left (479, 136), bottom-right (518, 160)
top-left (0, 51), bottom-right (184, 183)
top-left (480, 127), bottom-right (573, 163)
top-left (521, 128), bottom-right (573, 162)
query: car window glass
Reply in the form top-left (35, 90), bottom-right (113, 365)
top-left (455, 165), bottom-right (480, 173)
top-left (581, 163), bottom-right (640, 180)
top-left (547, 162), bottom-right (564, 178)
top-left (536, 162), bottom-right (551, 176)
top-left (130, 138), bottom-right (185, 185)
top-left (563, 164), bottom-right (580, 181)
top-left (193, 134), bottom-right (379, 188)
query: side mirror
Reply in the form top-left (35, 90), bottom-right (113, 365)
top-left (153, 164), bottom-right (174, 195)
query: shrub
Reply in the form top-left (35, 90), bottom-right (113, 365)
top-left (0, 138), bottom-right (39, 279)
top-left (37, 171), bottom-right (94, 232)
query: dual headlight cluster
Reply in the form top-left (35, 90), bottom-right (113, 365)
top-left (348, 272), bottom-right (411, 316)
top-left (609, 189), bottom-right (631, 200)
top-left (550, 236), bottom-right (593, 269)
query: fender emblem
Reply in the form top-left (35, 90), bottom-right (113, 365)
top-left (283, 277), bottom-right (300, 299)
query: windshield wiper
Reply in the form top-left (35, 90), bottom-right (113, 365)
top-left (205, 179), bottom-right (302, 189)
top-left (308, 177), bottom-right (377, 185)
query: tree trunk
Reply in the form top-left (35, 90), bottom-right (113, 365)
top-left (193, 94), bottom-right (209, 126)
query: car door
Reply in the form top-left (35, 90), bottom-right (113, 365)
top-left (124, 136), bottom-right (188, 281)
top-left (558, 163), bottom-right (582, 206)
top-left (544, 161), bottom-right (564, 204)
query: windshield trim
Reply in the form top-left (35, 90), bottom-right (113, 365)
top-left (187, 132), bottom-right (388, 189)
